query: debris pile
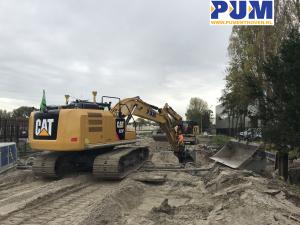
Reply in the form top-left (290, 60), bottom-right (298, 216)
top-left (0, 137), bottom-right (299, 225)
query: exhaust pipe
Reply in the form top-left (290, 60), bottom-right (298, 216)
top-left (65, 94), bottom-right (70, 105)
top-left (92, 91), bottom-right (97, 103)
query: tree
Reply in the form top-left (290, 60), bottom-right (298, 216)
top-left (0, 109), bottom-right (11, 118)
top-left (257, 30), bottom-right (300, 150)
top-left (249, 29), bottom-right (300, 181)
top-left (220, 0), bottom-right (299, 135)
top-left (219, 1), bottom-right (299, 180)
top-left (12, 106), bottom-right (35, 119)
top-left (185, 97), bottom-right (211, 132)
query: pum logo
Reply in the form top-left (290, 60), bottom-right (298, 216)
top-left (210, 0), bottom-right (274, 25)
top-left (35, 119), bottom-right (54, 136)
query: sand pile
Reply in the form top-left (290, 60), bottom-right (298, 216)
top-left (150, 151), bottom-right (179, 166)
top-left (80, 180), bottom-right (145, 225)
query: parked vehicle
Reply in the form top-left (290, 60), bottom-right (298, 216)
top-left (239, 128), bottom-right (262, 141)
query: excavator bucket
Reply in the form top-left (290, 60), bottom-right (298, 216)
top-left (210, 140), bottom-right (260, 169)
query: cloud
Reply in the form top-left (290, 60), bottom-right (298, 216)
top-left (0, 0), bottom-right (231, 117)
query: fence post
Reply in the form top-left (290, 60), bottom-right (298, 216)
top-left (276, 151), bottom-right (289, 181)
top-left (3, 119), bottom-right (7, 142)
top-left (10, 122), bottom-right (13, 142)
top-left (16, 124), bottom-right (19, 143)
top-left (0, 118), bottom-right (2, 141)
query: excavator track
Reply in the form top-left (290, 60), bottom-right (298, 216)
top-left (93, 146), bottom-right (149, 179)
top-left (32, 153), bottom-right (62, 178)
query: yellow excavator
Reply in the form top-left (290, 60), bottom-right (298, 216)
top-left (28, 92), bottom-right (182, 179)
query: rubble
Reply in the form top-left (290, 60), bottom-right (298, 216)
top-left (151, 199), bottom-right (175, 215)
top-left (0, 137), bottom-right (299, 225)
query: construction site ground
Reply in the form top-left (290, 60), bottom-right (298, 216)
top-left (0, 137), bottom-right (300, 225)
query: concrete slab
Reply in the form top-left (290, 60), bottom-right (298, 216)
top-left (210, 140), bottom-right (260, 169)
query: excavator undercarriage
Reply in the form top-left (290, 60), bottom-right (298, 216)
top-left (32, 146), bottom-right (149, 179)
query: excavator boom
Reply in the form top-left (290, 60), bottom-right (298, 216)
top-left (111, 97), bottom-right (182, 152)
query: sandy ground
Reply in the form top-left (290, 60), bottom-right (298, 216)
top-left (0, 137), bottom-right (299, 225)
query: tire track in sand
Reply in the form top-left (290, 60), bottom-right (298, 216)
top-left (0, 177), bottom-right (117, 225)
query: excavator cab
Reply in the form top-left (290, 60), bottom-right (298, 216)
top-left (181, 121), bottom-right (198, 145)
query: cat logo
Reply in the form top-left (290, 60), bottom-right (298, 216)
top-left (35, 119), bottom-right (54, 136)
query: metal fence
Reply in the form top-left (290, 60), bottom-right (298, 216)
top-left (0, 117), bottom-right (28, 142)
top-left (0, 117), bottom-right (29, 156)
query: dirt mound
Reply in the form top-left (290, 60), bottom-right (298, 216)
top-left (205, 169), bottom-right (248, 192)
top-left (131, 172), bottom-right (167, 184)
top-left (117, 166), bottom-right (300, 225)
top-left (139, 137), bottom-right (172, 152)
top-left (0, 169), bottom-right (35, 190)
top-left (80, 179), bottom-right (145, 225)
top-left (151, 151), bottom-right (179, 165)
top-left (147, 200), bottom-right (214, 225)
top-left (151, 199), bottom-right (175, 215)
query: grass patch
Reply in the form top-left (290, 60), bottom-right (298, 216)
top-left (209, 135), bottom-right (231, 146)
top-left (287, 183), bottom-right (300, 196)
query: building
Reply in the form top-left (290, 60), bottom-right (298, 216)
top-left (215, 104), bottom-right (256, 136)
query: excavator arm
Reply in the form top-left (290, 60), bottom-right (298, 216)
top-left (111, 97), bottom-right (182, 152)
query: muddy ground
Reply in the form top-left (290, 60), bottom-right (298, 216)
top-left (0, 137), bottom-right (299, 225)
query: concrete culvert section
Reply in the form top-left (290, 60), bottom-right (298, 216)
top-left (210, 140), bottom-right (260, 169)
